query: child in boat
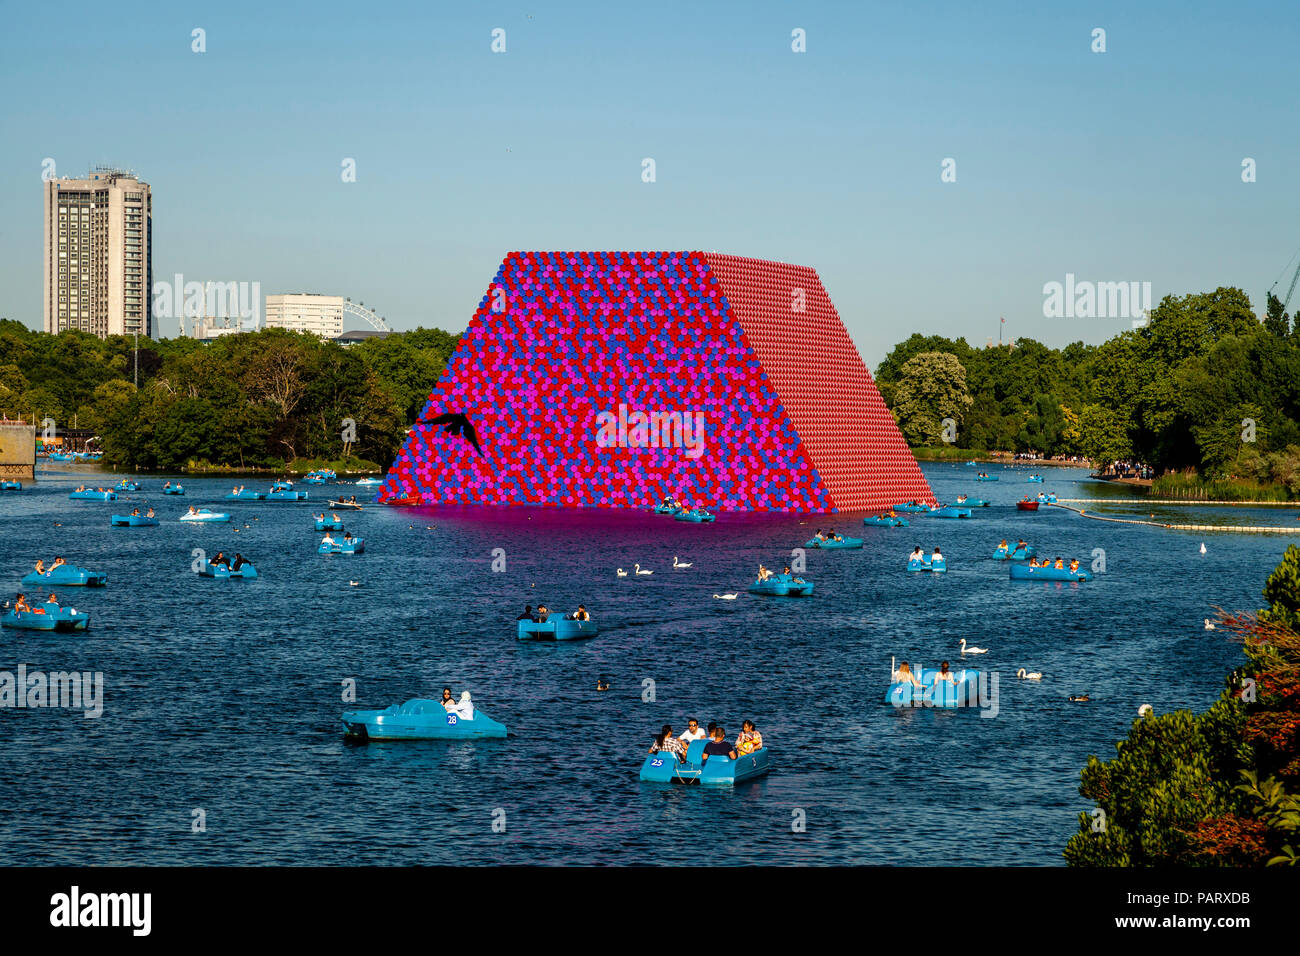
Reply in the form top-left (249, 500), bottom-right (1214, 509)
top-left (649, 724), bottom-right (686, 761)
top-left (735, 720), bottom-right (763, 755)
top-left (1054, 557), bottom-right (1065, 569)
top-left (1069, 558), bottom-right (1080, 572)
top-left (893, 661), bottom-right (923, 687)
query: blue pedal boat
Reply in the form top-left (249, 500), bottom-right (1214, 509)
top-left (179, 510), bottom-right (230, 523)
top-left (302, 475), bottom-right (327, 485)
top-left (1, 481), bottom-right (21, 491)
top-left (115, 481), bottom-right (142, 492)
top-left (517, 617), bottom-right (598, 640)
top-left (224, 490), bottom-right (266, 500)
top-left (342, 698), bottom-right (508, 740)
top-left (639, 739), bottom-right (771, 786)
top-left (886, 667), bottom-right (981, 708)
top-left (197, 563), bottom-right (258, 579)
top-left (1036, 493), bottom-right (1058, 503)
top-left (674, 508), bottom-right (715, 522)
top-left (992, 544), bottom-right (1036, 560)
top-left (748, 574), bottom-right (814, 596)
top-left (653, 503), bottom-right (681, 514)
top-left (893, 502), bottom-right (936, 512)
top-left (2, 604), bottom-right (90, 632)
top-left (804, 536), bottom-right (863, 549)
top-left (974, 474), bottom-right (1000, 482)
top-left (1027, 475), bottom-right (1044, 482)
top-left (267, 490), bottom-right (309, 501)
top-left (314, 517), bottom-right (345, 531)
top-left (162, 485), bottom-right (185, 495)
top-left (69, 490), bottom-right (116, 501)
top-left (956, 498), bottom-right (990, 507)
top-left (908, 556), bottom-right (948, 573)
top-left (22, 565), bottom-right (106, 587)
top-left (111, 514), bottom-right (158, 527)
top-left (934, 506), bottom-right (972, 519)
top-left (354, 477), bottom-right (383, 487)
top-left (318, 537), bottom-right (365, 554)
top-left (864, 515), bottom-right (909, 527)
top-left (1009, 563), bottom-right (1090, 582)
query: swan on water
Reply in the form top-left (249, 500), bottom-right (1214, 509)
top-left (616, 568), bottom-right (628, 577)
top-left (1204, 618), bottom-right (1216, 630)
top-left (1199, 542), bottom-right (1207, 554)
top-left (1017, 668), bottom-right (1042, 680)
top-left (959, 638), bottom-right (988, 655)
top-left (634, 564), bottom-right (653, 575)
top-left (713, 593), bottom-right (739, 600)
top-left (1138, 703), bottom-right (1153, 717)
top-left (673, 556), bottom-right (693, 568)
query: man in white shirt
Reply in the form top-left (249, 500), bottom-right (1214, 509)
top-left (678, 718), bottom-right (706, 744)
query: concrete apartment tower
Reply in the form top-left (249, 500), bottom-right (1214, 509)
top-left (42, 168), bottom-right (152, 338)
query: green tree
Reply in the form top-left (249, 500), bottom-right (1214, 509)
top-left (889, 352), bottom-right (973, 446)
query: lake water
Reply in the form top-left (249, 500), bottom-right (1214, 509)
top-left (0, 462), bottom-right (1292, 865)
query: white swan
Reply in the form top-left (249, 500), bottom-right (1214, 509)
top-left (1138, 703), bottom-right (1153, 717)
top-left (1199, 542), bottom-right (1207, 554)
top-left (959, 638), bottom-right (988, 655)
top-left (1204, 618), bottom-right (1215, 630)
top-left (673, 556), bottom-right (693, 568)
top-left (713, 593), bottom-right (739, 600)
top-left (634, 564), bottom-right (653, 575)
top-left (1017, 668), bottom-right (1043, 680)
top-left (616, 568), bottom-right (627, 577)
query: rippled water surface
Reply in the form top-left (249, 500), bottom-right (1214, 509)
top-left (0, 463), bottom-right (1292, 865)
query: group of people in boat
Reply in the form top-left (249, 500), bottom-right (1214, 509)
top-left (517, 604), bottom-right (590, 622)
top-left (648, 719), bottom-right (763, 762)
top-left (996, 538), bottom-right (1029, 553)
top-left (32, 557), bottom-right (68, 576)
top-left (892, 660), bottom-right (961, 687)
top-left (320, 531), bottom-right (359, 547)
top-left (313, 512), bottom-right (343, 523)
top-left (756, 564), bottom-right (805, 583)
top-left (909, 546), bottom-right (944, 563)
top-left (811, 528), bottom-right (847, 542)
top-left (9, 592), bottom-right (62, 613)
top-left (127, 507), bottom-right (155, 519)
top-left (437, 687), bottom-right (476, 719)
top-left (208, 551), bottom-right (251, 571)
top-left (1029, 556), bottom-right (1081, 572)
top-left (72, 485), bottom-right (113, 493)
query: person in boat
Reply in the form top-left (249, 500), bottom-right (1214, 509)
top-left (757, 564), bottom-right (771, 581)
top-left (45, 593), bottom-right (59, 608)
top-left (956, 495), bottom-right (968, 504)
top-left (51, 556), bottom-right (66, 571)
top-left (440, 688), bottom-right (456, 711)
top-left (343, 532), bottom-right (355, 543)
top-left (34, 559), bottom-right (46, 576)
top-left (812, 529), bottom-right (825, 541)
top-left (1054, 557), bottom-right (1065, 570)
top-left (348, 496), bottom-right (357, 504)
top-left (1016, 539), bottom-right (1028, 551)
top-left (230, 553), bottom-right (248, 571)
top-left (210, 551), bottom-right (230, 569)
top-left (931, 547), bottom-right (943, 564)
top-left (679, 718), bottom-right (706, 743)
top-left (910, 546), bottom-right (925, 563)
top-left (163, 481), bottom-right (171, 489)
top-left (145, 507), bottom-right (155, 518)
top-left (14, 593), bottom-right (31, 613)
top-left (536, 605), bottom-right (550, 622)
top-left (187, 506), bottom-right (198, 516)
top-left (735, 720), bottom-right (763, 755)
top-left (649, 724), bottom-right (686, 761)
top-left (996, 539), bottom-right (1008, 552)
top-left (706, 721), bottom-right (718, 738)
top-left (935, 661), bottom-right (957, 684)
top-left (329, 512), bottom-right (340, 522)
top-left (701, 727), bottom-right (738, 762)
top-left (1069, 558), bottom-right (1080, 573)
top-left (74, 485), bottom-right (85, 492)
top-left (130, 508), bottom-right (141, 516)
top-left (517, 605), bottom-right (534, 621)
top-left (573, 605), bottom-right (590, 621)
top-left (321, 532), bottom-right (337, 546)
top-left (893, 661), bottom-right (923, 687)
top-left (828, 529), bottom-right (843, 542)
top-left (454, 691), bottom-right (474, 720)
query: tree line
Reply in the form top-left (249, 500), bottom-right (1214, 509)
top-left (874, 288), bottom-right (1300, 493)
top-left (0, 320), bottom-right (458, 472)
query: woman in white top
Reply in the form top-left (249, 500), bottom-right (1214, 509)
top-left (455, 691), bottom-right (474, 720)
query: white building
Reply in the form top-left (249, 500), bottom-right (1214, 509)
top-left (264, 294), bottom-right (344, 338)
top-left (43, 169), bottom-right (152, 338)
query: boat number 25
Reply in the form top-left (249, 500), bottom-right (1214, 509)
top-left (650, 758), bottom-right (664, 767)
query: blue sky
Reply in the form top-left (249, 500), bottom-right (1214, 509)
top-left (1, 0), bottom-right (1296, 367)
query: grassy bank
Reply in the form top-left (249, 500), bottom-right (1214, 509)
top-left (183, 458), bottom-right (384, 475)
top-left (910, 445), bottom-right (984, 461)
top-left (1150, 472), bottom-right (1295, 502)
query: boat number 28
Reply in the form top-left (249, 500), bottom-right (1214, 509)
top-left (446, 714), bottom-right (458, 725)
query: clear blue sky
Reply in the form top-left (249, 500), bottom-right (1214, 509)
top-left (1, 0), bottom-right (1296, 367)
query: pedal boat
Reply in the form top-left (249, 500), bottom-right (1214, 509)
top-left (342, 698), bottom-right (507, 740)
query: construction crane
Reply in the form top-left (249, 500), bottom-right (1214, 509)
top-left (1269, 246), bottom-right (1300, 312)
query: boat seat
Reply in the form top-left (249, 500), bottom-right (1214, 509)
top-left (685, 739), bottom-right (708, 764)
